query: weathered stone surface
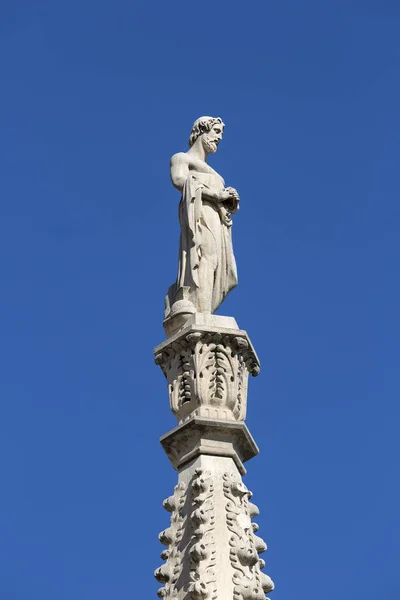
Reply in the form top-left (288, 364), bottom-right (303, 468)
top-left (154, 321), bottom-right (260, 424)
top-left (155, 455), bottom-right (274, 600)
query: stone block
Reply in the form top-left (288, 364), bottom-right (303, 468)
top-left (160, 416), bottom-right (259, 476)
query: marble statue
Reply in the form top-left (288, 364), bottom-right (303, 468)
top-left (164, 117), bottom-right (240, 334)
top-left (154, 118), bottom-right (275, 599)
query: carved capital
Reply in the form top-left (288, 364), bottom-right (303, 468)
top-left (154, 325), bottom-right (260, 423)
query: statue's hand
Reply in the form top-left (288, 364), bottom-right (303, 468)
top-left (218, 189), bottom-right (234, 203)
top-left (225, 187), bottom-right (240, 201)
top-left (223, 187), bottom-right (240, 214)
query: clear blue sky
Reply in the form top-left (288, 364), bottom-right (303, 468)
top-left (0, 1), bottom-right (399, 598)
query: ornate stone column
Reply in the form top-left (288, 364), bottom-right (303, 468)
top-left (154, 315), bottom-right (274, 600)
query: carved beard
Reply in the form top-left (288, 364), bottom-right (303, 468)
top-left (202, 135), bottom-right (218, 154)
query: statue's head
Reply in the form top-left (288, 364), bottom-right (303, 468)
top-left (189, 116), bottom-right (225, 154)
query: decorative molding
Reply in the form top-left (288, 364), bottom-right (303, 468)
top-left (188, 469), bottom-right (217, 600)
top-left (155, 482), bottom-right (186, 599)
top-left (223, 472), bottom-right (274, 600)
top-left (160, 417), bottom-right (259, 476)
top-left (155, 328), bottom-right (259, 424)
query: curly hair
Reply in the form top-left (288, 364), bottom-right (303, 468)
top-left (188, 116), bottom-right (224, 147)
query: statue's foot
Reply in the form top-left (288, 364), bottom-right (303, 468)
top-left (163, 299), bottom-right (196, 338)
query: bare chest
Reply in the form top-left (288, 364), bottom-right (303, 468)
top-left (189, 160), bottom-right (225, 190)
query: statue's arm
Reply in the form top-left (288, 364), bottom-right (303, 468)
top-left (170, 153), bottom-right (189, 192)
top-left (170, 153), bottom-right (235, 205)
top-left (201, 187), bottom-right (225, 203)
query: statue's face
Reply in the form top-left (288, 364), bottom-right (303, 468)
top-left (201, 122), bottom-right (224, 154)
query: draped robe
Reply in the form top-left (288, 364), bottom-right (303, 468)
top-left (166, 171), bottom-right (238, 316)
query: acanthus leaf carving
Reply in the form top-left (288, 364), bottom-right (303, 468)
top-left (155, 329), bottom-right (259, 423)
top-left (155, 482), bottom-right (186, 599)
top-left (223, 472), bottom-right (274, 600)
top-left (188, 469), bottom-right (217, 600)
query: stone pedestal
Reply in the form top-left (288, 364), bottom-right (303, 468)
top-left (154, 318), bottom-right (260, 425)
top-left (154, 317), bottom-right (274, 599)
